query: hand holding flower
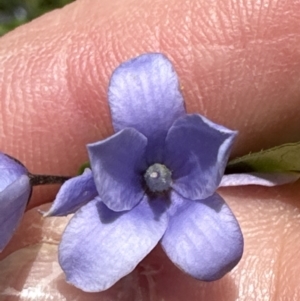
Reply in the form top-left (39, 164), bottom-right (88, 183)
top-left (1, 0), bottom-right (300, 300)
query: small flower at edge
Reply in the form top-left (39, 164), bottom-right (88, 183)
top-left (45, 53), bottom-right (244, 292)
top-left (0, 153), bottom-right (71, 252)
top-left (0, 153), bottom-right (31, 252)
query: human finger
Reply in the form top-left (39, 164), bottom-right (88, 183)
top-left (0, 0), bottom-right (299, 208)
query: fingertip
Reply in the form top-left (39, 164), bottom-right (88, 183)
top-left (1, 0), bottom-right (300, 209)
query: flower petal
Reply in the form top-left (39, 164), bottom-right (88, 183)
top-left (161, 192), bottom-right (243, 281)
top-left (108, 53), bottom-right (185, 161)
top-left (0, 175), bottom-right (31, 251)
top-left (164, 114), bottom-right (237, 200)
top-left (0, 152), bottom-right (28, 191)
top-left (87, 128), bottom-right (147, 212)
top-left (219, 172), bottom-right (300, 187)
top-left (59, 196), bottom-right (168, 292)
top-left (43, 169), bottom-right (98, 217)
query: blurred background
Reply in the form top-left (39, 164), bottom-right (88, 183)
top-left (0, 0), bottom-right (74, 36)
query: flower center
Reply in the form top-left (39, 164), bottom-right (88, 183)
top-left (144, 163), bottom-right (172, 193)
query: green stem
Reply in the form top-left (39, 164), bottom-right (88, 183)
top-left (28, 173), bottom-right (70, 186)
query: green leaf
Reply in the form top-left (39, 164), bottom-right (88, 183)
top-left (78, 161), bottom-right (91, 175)
top-left (226, 142), bottom-right (300, 174)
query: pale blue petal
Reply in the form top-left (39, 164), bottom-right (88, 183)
top-left (164, 114), bottom-right (237, 200)
top-left (0, 175), bottom-right (31, 251)
top-left (43, 169), bottom-right (98, 217)
top-left (87, 128), bottom-right (147, 212)
top-left (59, 196), bottom-right (168, 292)
top-left (108, 53), bottom-right (185, 162)
top-left (0, 152), bottom-right (28, 191)
top-left (161, 192), bottom-right (243, 281)
top-left (219, 172), bottom-right (300, 187)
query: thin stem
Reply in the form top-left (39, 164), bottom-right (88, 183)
top-left (28, 173), bottom-right (70, 186)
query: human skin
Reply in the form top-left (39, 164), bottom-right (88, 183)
top-left (0, 0), bottom-right (300, 300)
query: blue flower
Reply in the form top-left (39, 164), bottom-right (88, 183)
top-left (0, 153), bottom-right (31, 251)
top-left (46, 53), bottom-right (243, 292)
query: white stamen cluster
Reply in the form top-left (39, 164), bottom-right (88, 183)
top-left (144, 163), bottom-right (172, 192)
